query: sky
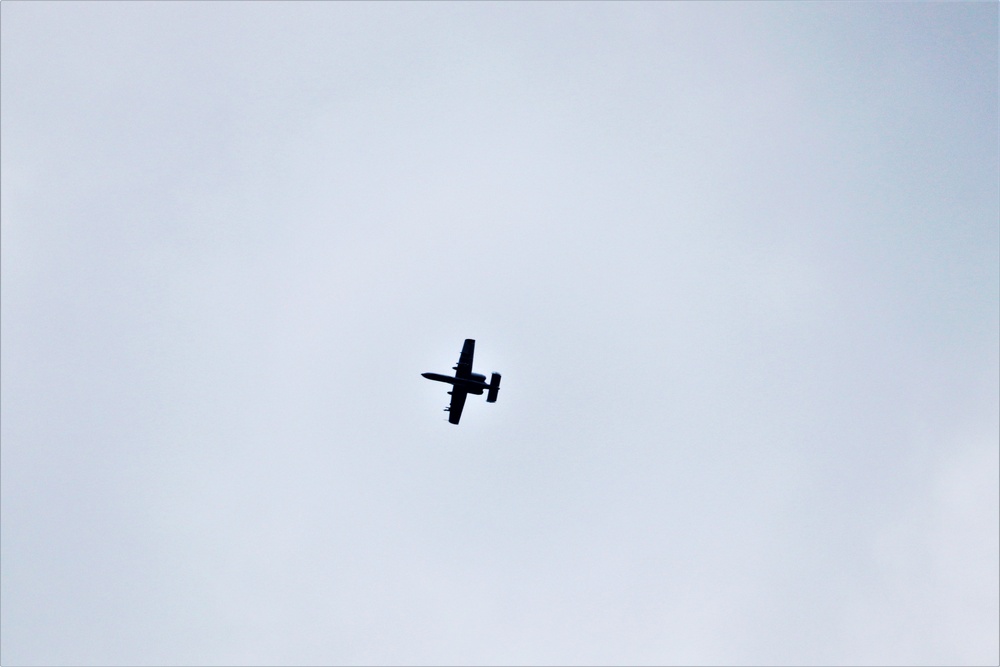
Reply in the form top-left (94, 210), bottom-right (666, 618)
top-left (1, 2), bottom-right (997, 665)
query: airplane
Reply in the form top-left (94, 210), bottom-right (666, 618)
top-left (422, 339), bottom-right (501, 425)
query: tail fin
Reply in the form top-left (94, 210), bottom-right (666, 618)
top-left (486, 373), bottom-right (501, 403)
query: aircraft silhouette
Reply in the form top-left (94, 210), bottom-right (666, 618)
top-left (422, 339), bottom-right (501, 425)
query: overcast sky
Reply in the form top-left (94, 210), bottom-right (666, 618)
top-left (2, 3), bottom-right (997, 666)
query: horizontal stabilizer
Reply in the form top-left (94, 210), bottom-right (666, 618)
top-left (486, 373), bottom-right (501, 403)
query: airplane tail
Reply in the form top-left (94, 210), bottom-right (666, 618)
top-left (486, 373), bottom-right (501, 403)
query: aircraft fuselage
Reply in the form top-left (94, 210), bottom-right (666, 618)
top-left (421, 372), bottom-right (488, 395)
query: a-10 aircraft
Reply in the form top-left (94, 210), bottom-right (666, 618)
top-left (422, 339), bottom-right (501, 424)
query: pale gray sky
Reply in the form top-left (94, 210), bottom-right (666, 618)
top-left (1, 2), bottom-right (997, 666)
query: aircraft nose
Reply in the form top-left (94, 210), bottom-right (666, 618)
top-left (421, 372), bottom-right (432, 379)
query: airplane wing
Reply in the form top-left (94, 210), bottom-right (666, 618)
top-left (453, 339), bottom-right (475, 379)
top-left (447, 389), bottom-right (468, 425)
